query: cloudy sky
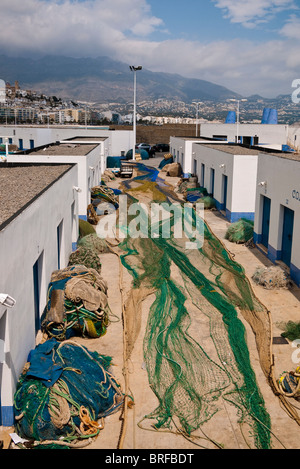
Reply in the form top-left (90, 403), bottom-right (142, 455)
top-left (1, 0), bottom-right (300, 97)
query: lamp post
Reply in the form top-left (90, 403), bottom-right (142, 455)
top-left (192, 101), bottom-right (202, 137)
top-left (129, 65), bottom-right (142, 160)
top-left (229, 98), bottom-right (247, 143)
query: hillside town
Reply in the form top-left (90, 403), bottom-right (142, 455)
top-left (1, 79), bottom-right (299, 127)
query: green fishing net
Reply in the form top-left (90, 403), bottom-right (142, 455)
top-left (79, 219), bottom-right (96, 239)
top-left (68, 246), bottom-right (102, 273)
top-left (225, 218), bottom-right (254, 244)
top-left (116, 164), bottom-right (273, 449)
top-left (78, 233), bottom-right (110, 253)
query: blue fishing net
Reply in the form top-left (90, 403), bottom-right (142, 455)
top-left (14, 339), bottom-right (123, 444)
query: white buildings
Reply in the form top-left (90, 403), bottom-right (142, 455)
top-left (1, 118), bottom-right (300, 427)
top-left (170, 124), bottom-right (300, 287)
top-left (172, 139), bottom-right (259, 222)
top-left (0, 124), bottom-right (133, 157)
top-left (9, 138), bottom-right (106, 220)
top-left (0, 163), bottom-right (78, 426)
top-left (200, 122), bottom-right (289, 149)
top-left (1, 124), bottom-right (135, 219)
top-left (0, 124), bottom-right (135, 426)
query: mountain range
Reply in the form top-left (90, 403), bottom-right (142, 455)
top-left (0, 54), bottom-right (241, 104)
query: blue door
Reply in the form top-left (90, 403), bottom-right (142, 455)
top-left (210, 168), bottom-right (215, 197)
top-left (222, 175), bottom-right (228, 210)
top-left (201, 164), bottom-right (205, 187)
top-left (33, 253), bottom-right (43, 335)
top-left (261, 196), bottom-right (271, 248)
top-left (193, 159), bottom-right (197, 176)
top-left (33, 260), bottom-right (40, 334)
top-left (281, 206), bottom-right (294, 267)
top-left (57, 221), bottom-right (63, 270)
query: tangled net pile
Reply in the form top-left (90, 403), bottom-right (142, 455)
top-left (78, 233), bottom-right (110, 254)
top-left (252, 266), bottom-right (292, 290)
top-left (41, 265), bottom-right (110, 340)
top-left (68, 246), bottom-right (102, 273)
top-left (14, 340), bottom-right (123, 447)
top-left (115, 163), bottom-right (276, 449)
top-left (225, 218), bottom-right (254, 245)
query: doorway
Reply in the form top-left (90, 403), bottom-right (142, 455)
top-left (210, 168), bottom-right (215, 197)
top-left (0, 311), bottom-right (6, 426)
top-left (222, 174), bottom-right (228, 211)
top-left (33, 252), bottom-right (44, 335)
top-left (281, 206), bottom-right (294, 267)
top-left (201, 164), bottom-right (205, 187)
top-left (261, 196), bottom-right (271, 249)
top-left (57, 220), bottom-right (64, 270)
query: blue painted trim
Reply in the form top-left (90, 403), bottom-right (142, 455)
top-left (233, 212), bottom-right (254, 223)
top-left (290, 263), bottom-right (300, 287)
top-left (214, 199), bottom-right (223, 212)
top-left (255, 243), bottom-right (268, 259)
top-left (226, 210), bottom-right (255, 224)
top-left (254, 241), bottom-right (300, 287)
top-left (267, 244), bottom-right (281, 263)
top-left (213, 197), bottom-right (255, 224)
top-left (254, 242), bottom-right (282, 265)
top-left (253, 232), bottom-right (262, 244)
top-left (1, 406), bottom-right (14, 426)
top-left (79, 215), bottom-right (87, 221)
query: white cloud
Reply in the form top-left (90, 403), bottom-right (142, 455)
top-left (280, 14), bottom-right (300, 39)
top-left (0, 0), bottom-right (298, 97)
top-left (121, 37), bottom-right (299, 97)
top-left (212, 0), bottom-right (297, 28)
top-left (0, 0), bottom-right (164, 56)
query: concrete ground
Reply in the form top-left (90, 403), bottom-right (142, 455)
top-left (1, 155), bottom-right (300, 450)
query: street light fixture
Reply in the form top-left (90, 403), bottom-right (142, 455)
top-left (129, 65), bottom-right (142, 161)
top-left (0, 293), bottom-right (16, 308)
top-left (229, 99), bottom-right (247, 143)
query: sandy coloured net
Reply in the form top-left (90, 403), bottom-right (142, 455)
top-left (110, 163), bottom-right (277, 449)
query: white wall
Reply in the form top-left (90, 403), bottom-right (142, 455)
top-left (170, 137), bottom-right (228, 176)
top-left (0, 165), bottom-right (78, 425)
top-left (231, 155), bottom-right (258, 216)
top-left (191, 143), bottom-right (258, 222)
top-left (0, 125), bottom-right (133, 157)
top-left (200, 123), bottom-right (289, 146)
top-left (254, 153), bottom-right (300, 284)
top-left (288, 126), bottom-right (300, 152)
